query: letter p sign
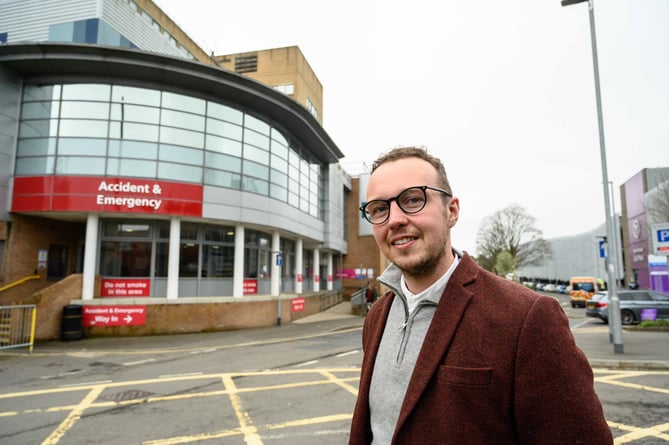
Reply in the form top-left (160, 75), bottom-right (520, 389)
top-left (659, 229), bottom-right (669, 243)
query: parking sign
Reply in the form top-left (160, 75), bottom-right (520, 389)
top-left (651, 222), bottom-right (669, 255)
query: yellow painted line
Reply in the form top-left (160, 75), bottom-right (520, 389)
top-left (221, 375), bottom-right (263, 445)
top-left (608, 420), bottom-right (669, 444)
top-left (319, 370), bottom-right (358, 396)
top-left (594, 370), bottom-right (669, 395)
top-left (22, 327), bottom-right (363, 357)
top-left (143, 413), bottom-right (352, 444)
top-left (41, 385), bottom-right (105, 445)
top-left (0, 367), bottom-right (361, 400)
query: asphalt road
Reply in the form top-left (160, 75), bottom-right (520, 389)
top-left (1, 298), bottom-right (668, 444)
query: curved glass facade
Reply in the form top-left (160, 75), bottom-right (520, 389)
top-left (16, 83), bottom-right (323, 218)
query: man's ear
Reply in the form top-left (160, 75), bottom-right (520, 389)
top-left (447, 197), bottom-right (460, 227)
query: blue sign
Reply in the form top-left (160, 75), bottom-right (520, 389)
top-left (598, 240), bottom-right (607, 258)
top-left (276, 254), bottom-right (283, 266)
top-left (658, 229), bottom-right (669, 243)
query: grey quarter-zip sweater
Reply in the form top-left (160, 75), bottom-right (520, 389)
top-left (368, 256), bottom-right (459, 444)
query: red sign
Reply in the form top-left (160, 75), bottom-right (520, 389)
top-left (291, 297), bottom-right (306, 312)
top-left (83, 306), bottom-right (146, 326)
top-left (101, 279), bottom-right (151, 297)
top-left (12, 176), bottom-right (202, 217)
top-left (243, 279), bottom-right (257, 295)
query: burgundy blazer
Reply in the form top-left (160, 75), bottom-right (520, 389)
top-left (349, 254), bottom-right (612, 444)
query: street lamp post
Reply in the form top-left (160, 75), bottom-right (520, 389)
top-left (561, 0), bottom-right (623, 353)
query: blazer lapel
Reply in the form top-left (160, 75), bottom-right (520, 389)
top-left (394, 254), bottom-right (479, 432)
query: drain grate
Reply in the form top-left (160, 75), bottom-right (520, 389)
top-left (102, 389), bottom-right (155, 402)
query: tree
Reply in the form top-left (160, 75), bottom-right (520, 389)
top-left (475, 204), bottom-right (551, 273)
top-left (494, 250), bottom-right (516, 277)
top-left (646, 178), bottom-right (669, 226)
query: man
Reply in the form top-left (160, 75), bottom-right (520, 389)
top-left (349, 147), bottom-right (612, 444)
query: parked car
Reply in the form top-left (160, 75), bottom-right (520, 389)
top-left (543, 284), bottom-right (557, 293)
top-left (585, 290), bottom-right (669, 325)
top-left (556, 284), bottom-right (568, 294)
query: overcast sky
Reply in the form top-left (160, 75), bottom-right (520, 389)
top-left (155, 0), bottom-right (669, 254)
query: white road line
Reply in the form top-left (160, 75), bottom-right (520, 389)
top-left (122, 358), bottom-right (156, 366)
top-left (294, 360), bottom-right (319, 368)
top-left (335, 350), bottom-right (359, 358)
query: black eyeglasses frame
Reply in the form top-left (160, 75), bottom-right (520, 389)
top-left (359, 185), bottom-right (452, 225)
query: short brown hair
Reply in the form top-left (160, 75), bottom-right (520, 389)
top-left (371, 146), bottom-right (453, 195)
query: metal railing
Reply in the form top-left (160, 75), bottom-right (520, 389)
top-left (319, 289), bottom-right (343, 311)
top-left (0, 305), bottom-right (37, 352)
top-left (0, 274), bottom-right (40, 293)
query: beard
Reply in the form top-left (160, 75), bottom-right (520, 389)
top-left (388, 234), bottom-right (448, 280)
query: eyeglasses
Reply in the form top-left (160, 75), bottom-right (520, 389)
top-left (359, 185), bottom-right (452, 225)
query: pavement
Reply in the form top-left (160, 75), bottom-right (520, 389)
top-left (19, 301), bottom-right (669, 370)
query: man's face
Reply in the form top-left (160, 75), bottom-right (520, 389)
top-left (367, 157), bottom-right (459, 281)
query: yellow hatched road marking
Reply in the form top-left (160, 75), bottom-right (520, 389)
top-left (221, 375), bottom-right (263, 445)
top-left (41, 385), bottom-right (105, 445)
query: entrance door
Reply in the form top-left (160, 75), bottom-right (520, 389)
top-left (47, 245), bottom-right (68, 280)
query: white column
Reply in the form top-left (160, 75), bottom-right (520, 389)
top-left (233, 224), bottom-right (245, 298)
top-left (295, 238), bottom-right (303, 294)
top-left (271, 231), bottom-right (280, 296)
top-left (313, 248), bottom-right (320, 292)
top-left (166, 217), bottom-right (180, 299)
top-left (327, 252), bottom-right (333, 291)
top-left (81, 214), bottom-right (99, 300)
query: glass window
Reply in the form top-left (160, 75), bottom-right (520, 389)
top-left (112, 85), bottom-right (161, 106)
top-left (243, 159), bottom-right (268, 180)
top-left (159, 126), bottom-right (204, 148)
top-left (270, 154), bottom-right (287, 173)
top-left (243, 144), bottom-right (269, 165)
top-left (207, 118), bottom-right (243, 140)
top-left (103, 222), bottom-right (151, 237)
top-left (204, 226), bottom-right (235, 242)
top-left (23, 84), bottom-right (61, 102)
top-left (109, 122), bottom-right (159, 141)
top-left (15, 157), bottom-right (55, 175)
top-left (204, 169), bottom-right (241, 188)
top-left (181, 223), bottom-right (198, 240)
top-left (159, 144), bottom-right (204, 165)
top-left (117, 242), bottom-right (152, 277)
top-left (244, 114), bottom-right (270, 134)
top-left (270, 168), bottom-right (288, 187)
top-left (270, 184), bottom-right (288, 201)
top-left (205, 151), bottom-right (241, 172)
top-left (206, 134), bottom-right (242, 157)
top-left (108, 140), bottom-right (158, 159)
top-left (60, 101), bottom-right (109, 119)
top-left (158, 161), bottom-right (202, 182)
top-left (58, 138), bottom-right (107, 156)
top-left (107, 158), bottom-right (157, 178)
top-left (61, 84), bottom-right (110, 101)
top-left (208, 101), bottom-right (243, 125)
top-left (243, 128), bottom-right (269, 150)
top-left (242, 177), bottom-right (268, 195)
top-left (111, 103), bottom-right (160, 124)
top-left (162, 91), bottom-right (205, 114)
top-left (59, 119), bottom-right (108, 138)
top-left (155, 242), bottom-right (168, 277)
top-left (19, 120), bottom-right (58, 138)
top-left (56, 156), bottom-right (106, 175)
top-left (271, 139), bottom-right (288, 160)
top-left (180, 243), bottom-right (199, 277)
top-left (288, 191), bottom-right (299, 207)
top-left (202, 245), bottom-right (234, 277)
top-left (161, 109), bottom-right (205, 131)
top-left (271, 128), bottom-right (289, 147)
top-left (17, 138), bottom-right (57, 156)
top-left (21, 101), bottom-right (59, 120)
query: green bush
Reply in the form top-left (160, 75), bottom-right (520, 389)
top-left (638, 319), bottom-right (669, 328)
